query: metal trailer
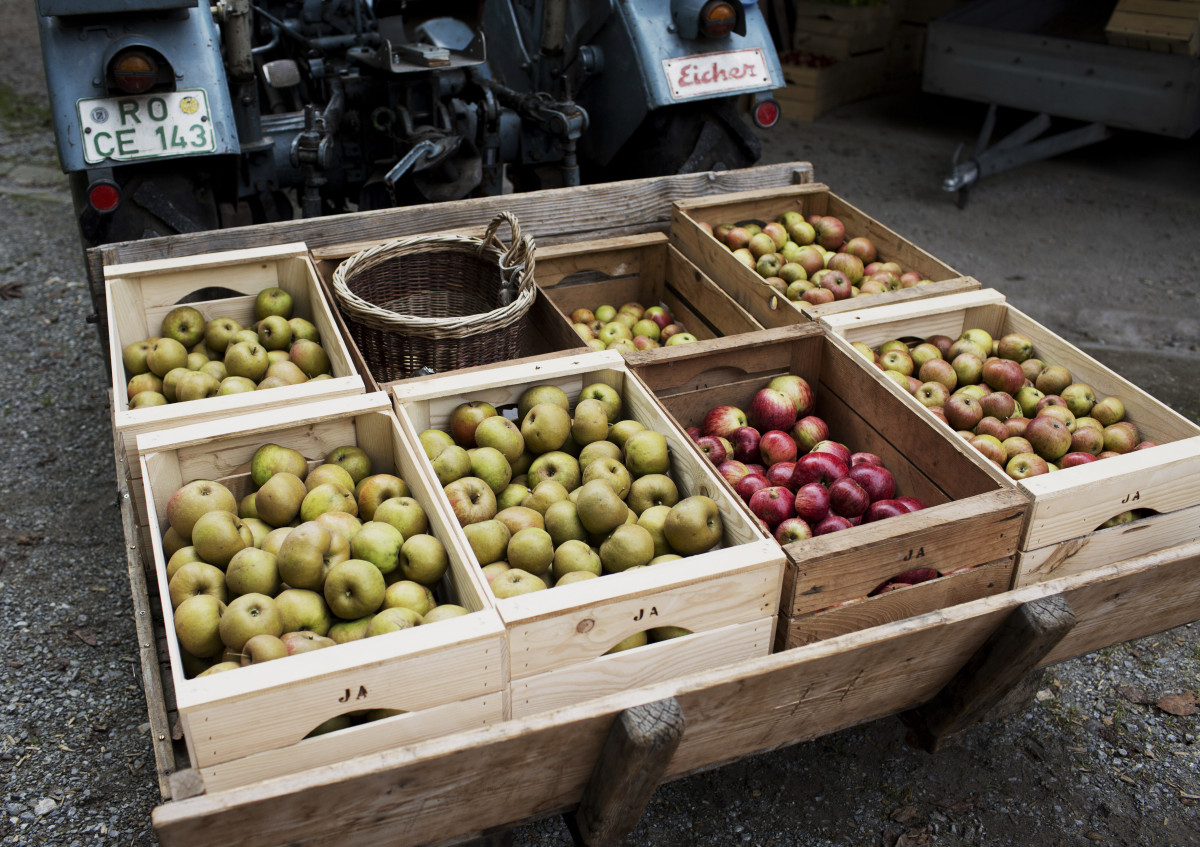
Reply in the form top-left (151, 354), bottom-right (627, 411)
top-left (921, 0), bottom-right (1200, 205)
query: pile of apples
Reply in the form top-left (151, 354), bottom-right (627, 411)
top-left (699, 212), bottom-right (935, 306)
top-left (685, 373), bottom-right (926, 546)
top-left (568, 301), bottom-right (697, 353)
top-left (161, 442), bottom-right (459, 687)
top-left (855, 328), bottom-right (1156, 491)
top-left (420, 382), bottom-right (724, 651)
top-left (122, 286), bottom-right (335, 408)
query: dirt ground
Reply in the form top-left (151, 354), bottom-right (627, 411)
top-left (2, 2), bottom-right (1198, 845)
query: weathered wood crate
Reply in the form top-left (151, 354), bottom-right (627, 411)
top-left (1106, 0), bottom-right (1200, 55)
top-left (775, 52), bottom-right (888, 121)
top-left (625, 325), bottom-right (1026, 649)
top-left (309, 239), bottom-right (590, 394)
top-left (535, 232), bottom-right (761, 349)
top-left (792, 0), bottom-right (900, 59)
top-left (107, 243), bottom-right (365, 538)
top-left (820, 289), bottom-right (1200, 587)
top-left (136, 392), bottom-right (505, 792)
top-left (670, 183), bottom-right (974, 328)
top-left (146, 534), bottom-right (1200, 847)
top-left (389, 350), bottom-right (783, 717)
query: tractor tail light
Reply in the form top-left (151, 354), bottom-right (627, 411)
top-left (753, 99), bottom-right (780, 129)
top-left (111, 50), bottom-right (158, 94)
top-left (88, 180), bottom-right (121, 213)
top-left (698, 1), bottom-right (738, 38)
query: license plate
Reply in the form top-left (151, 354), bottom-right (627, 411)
top-left (77, 90), bottom-right (216, 164)
top-left (663, 48), bottom-right (772, 101)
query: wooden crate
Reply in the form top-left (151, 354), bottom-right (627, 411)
top-left (1106, 0), bottom-right (1200, 55)
top-left (136, 392), bottom-right (505, 791)
top-left (389, 350), bottom-right (784, 717)
top-left (820, 289), bottom-right (1200, 587)
top-left (107, 244), bottom-right (365, 529)
top-left (309, 240), bottom-right (590, 393)
top-left (625, 325), bottom-right (1026, 648)
top-left (670, 183), bottom-right (974, 328)
top-left (146, 535), bottom-right (1200, 847)
top-left (535, 232), bottom-right (762, 348)
top-left (792, 0), bottom-right (899, 59)
top-left (775, 52), bottom-right (888, 121)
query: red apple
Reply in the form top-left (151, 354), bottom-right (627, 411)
top-left (748, 388), bottom-right (798, 433)
top-left (828, 476), bottom-right (870, 518)
top-left (945, 394), bottom-right (984, 431)
top-left (766, 461), bottom-right (797, 490)
top-left (1059, 452), bottom-right (1099, 468)
top-left (767, 375), bottom-right (815, 417)
top-left (694, 435), bottom-right (728, 465)
top-left (815, 215), bottom-right (846, 250)
top-left (729, 425), bottom-right (762, 464)
top-left (894, 496), bottom-right (927, 512)
top-left (774, 517), bottom-right (813, 546)
top-left (791, 416), bottom-right (829, 452)
top-left (847, 463), bottom-right (895, 502)
top-left (979, 391), bottom-right (1017, 421)
top-left (734, 473), bottom-right (770, 502)
top-left (793, 482), bottom-right (831, 523)
top-left (748, 486), bottom-right (795, 528)
top-left (843, 236), bottom-right (877, 264)
top-left (759, 430), bottom-right (798, 466)
top-left (790, 452), bottom-right (849, 489)
top-left (1005, 452), bottom-right (1050, 480)
top-left (819, 269), bottom-right (853, 300)
top-left (863, 499), bottom-right (908, 522)
top-left (982, 358), bottom-right (1025, 395)
top-left (717, 460), bottom-right (751, 487)
top-left (1025, 415), bottom-right (1072, 461)
top-left (686, 426), bottom-right (702, 441)
top-left (810, 440), bottom-right (852, 467)
top-left (850, 452), bottom-right (883, 467)
top-left (702, 405), bottom-right (748, 439)
top-left (1004, 416), bottom-right (1031, 438)
top-left (813, 514), bottom-right (853, 535)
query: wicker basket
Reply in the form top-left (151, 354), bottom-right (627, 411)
top-left (332, 212), bottom-right (536, 381)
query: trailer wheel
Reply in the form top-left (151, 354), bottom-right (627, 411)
top-left (603, 99), bottom-right (763, 179)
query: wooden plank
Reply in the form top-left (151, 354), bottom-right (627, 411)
top-left (901, 594), bottom-right (1076, 751)
top-left (779, 556), bottom-right (1015, 647)
top-left (569, 697), bottom-right (685, 847)
top-left (150, 539), bottom-right (1200, 847)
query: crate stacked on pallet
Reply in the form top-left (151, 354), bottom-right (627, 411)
top-left (389, 351), bottom-right (784, 717)
top-left (776, 0), bottom-right (897, 120)
top-left (669, 183), bottom-right (975, 327)
top-left (1106, 0), bottom-right (1200, 55)
top-left (820, 289), bottom-right (1200, 588)
top-left (135, 392), bottom-right (505, 791)
top-left (625, 325), bottom-right (1027, 649)
top-left (105, 244), bottom-right (367, 559)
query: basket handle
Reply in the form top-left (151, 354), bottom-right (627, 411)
top-left (481, 211), bottom-right (536, 305)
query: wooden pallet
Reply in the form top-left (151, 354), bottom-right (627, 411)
top-left (535, 232), bottom-right (762, 346)
top-left (670, 183), bottom-right (973, 328)
top-left (820, 289), bottom-right (1200, 587)
top-left (1106, 0), bottom-right (1200, 56)
top-left (389, 351), bottom-right (784, 717)
top-left (626, 325), bottom-right (1025, 648)
top-left (135, 392), bottom-right (505, 790)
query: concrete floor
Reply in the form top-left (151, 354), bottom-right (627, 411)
top-left (753, 82), bottom-right (1200, 424)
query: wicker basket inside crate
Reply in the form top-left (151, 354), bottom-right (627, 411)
top-left (332, 212), bottom-right (536, 381)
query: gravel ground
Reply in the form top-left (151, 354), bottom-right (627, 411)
top-left (2, 5), bottom-right (1200, 844)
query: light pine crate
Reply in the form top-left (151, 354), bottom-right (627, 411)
top-left (389, 350), bottom-right (784, 717)
top-left (1106, 0), bottom-right (1200, 55)
top-left (820, 289), bottom-right (1200, 586)
top-left (792, 0), bottom-right (900, 58)
top-left (536, 232), bottom-right (761, 346)
top-left (670, 183), bottom-right (974, 328)
top-left (136, 392), bottom-right (505, 790)
top-left (108, 243), bottom-right (365, 529)
top-left (625, 325), bottom-right (1025, 648)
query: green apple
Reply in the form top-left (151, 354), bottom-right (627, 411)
top-left (256, 314), bottom-right (293, 351)
top-left (578, 383), bottom-right (623, 423)
top-left (551, 539), bottom-right (602, 582)
top-left (277, 521), bottom-right (346, 591)
top-left (275, 588), bottom-right (334, 635)
top-left (570, 398), bottom-right (611, 446)
top-left (543, 499), bottom-right (589, 548)
top-left (419, 428), bottom-right (456, 460)
top-left (168, 561), bottom-right (228, 609)
top-left (608, 420), bottom-right (646, 450)
top-left (474, 416), bottom-right (525, 464)
top-left (432, 444), bottom-right (473, 486)
top-left (367, 607), bottom-right (423, 636)
top-left (494, 505), bottom-right (545, 536)
top-left (507, 527), bottom-right (554, 576)
top-left (521, 480), bottom-right (570, 515)
top-left (636, 504), bottom-right (674, 558)
top-left (581, 457), bottom-right (632, 499)
top-left (304, 463), bottom-right (356, 493)
top-left (263, 359), bottom-right (308, 386)
top-left (521, 403), bottom-right (572, 454)
top-left (490, 568), bottom-right (547, 598)
top-left (288, 317), bottom-right (319, 343)
top-left (355, 474), bottom-right (410, 521)
top-left (373, 496), bottom-right (428, 539)
top-left (190, 510), bottom-right (253, 568)
top-left (255, 471), bottom-right (307, 527)
top-left (517, 384), bottom-right (571, 423)
top-left (146, 337), bottom-right (190, 378)
top-left (383, 580), bottom-right (436, 617)
top-left (224, 340), bottom-right (270, 382)
top-left (400, 534), bottom-right (449, 585)
top-left (604, 631), bottom-right (649, 654)
top-left (218, 375), bottom-right (258, 395)
top-left (204, 317), bottom-right (242, 355)
top-left (328, 616), bottom-right (374, 644)
top-left (463, 519), bottom-right (511, 565)
top-left (627, 474), bottom-right (679, 516)
top-left (350, 521), bottom-right (405, 575)
top-left (219, 593), bottom-right (283, 652)
top-left (122, 339), bottom-right (154, 375)
top-left (314, 510), bottom-right (363, 544)
top-left (166, 545), bottom-right (202, 581)
top-left (526, 451), bottom-right (581, 492)
top-left (664, 495), bottom-right (723, 555)
top-left (556, 571), bottom-right (599, 587)
top-left (444, 476), bottom-right (498, 525)
top-left (255, 286), bottom-right (294, 320)
top-left (129, 390), bottom-right (169, 408)
top-left (599, 524), bottom-right (655, 573)
top-left (326, 445), bottom-right (374, 486)
top-left (497, 482), bottom-right (532, 511)
top-left (165, 479), bottom-right (237, 542)
top-left (469, 446), bottom-right (513, 494)
top-left (281, 630), bottom-right (337, 655)
top-left (225, 547), bottom-right (281, 597)
top-left (240, 633), bottom-right (288, 665)
top-left (250, 443), bottom-right (308, 487)
top-left (324, 558), bottom-right (387, 620)
top-left (423, 605), bottom-right (469, 623)
top-left (300, 483), bottom-right (358, 522)
top-left (173, 594), bottom-right (225, 659)
top-left (160, 305), bottom-right (206, 348)
top-left (126, 371), bottom-right (163, 401)
top-left (176, 371), bottom-right (222, 402)
top-left (578, 439), bottom-right (622, 467)
top-left (623, 430), bottom-right (670, 477)
top-left (575, 479), bottom-right (628, 536)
